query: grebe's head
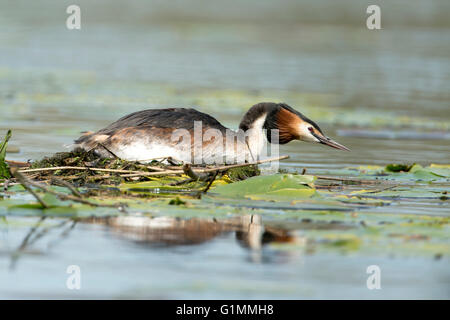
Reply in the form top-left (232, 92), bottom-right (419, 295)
top-left (239, 102), bottom-right (350, 151)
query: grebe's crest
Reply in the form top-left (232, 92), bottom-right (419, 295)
top-left (240, 102), bottom-right (321, 144)
top-left (240, 102), bottom-right (349, 150)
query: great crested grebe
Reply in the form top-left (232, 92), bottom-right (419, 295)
top-left (73, 102), bottom-right (349, 164)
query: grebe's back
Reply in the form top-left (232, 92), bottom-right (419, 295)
top-left (94, 108), bottom-right (226, 133)
top-left (74, 108), bottom-right (230, 162)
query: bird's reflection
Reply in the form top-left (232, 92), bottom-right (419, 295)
top-left (8, 214), bottom-right (298, 269)
top-left (10, 213), bottom-right (353, 268)
top-left (86, 214), bottom-right (295, 251)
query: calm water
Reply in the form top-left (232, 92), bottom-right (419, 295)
top-left (1, 216), bottom-right (448, 299)
top-left (0, 0), bottom-right (449, 299)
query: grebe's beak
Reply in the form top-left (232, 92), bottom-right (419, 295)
top-left (311, 132), bottom-right (350, 151)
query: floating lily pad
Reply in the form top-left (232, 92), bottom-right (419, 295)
top-left (210, 174), bottom-right (316, 199)
top-left (335, 163), bottom-right (450, 182)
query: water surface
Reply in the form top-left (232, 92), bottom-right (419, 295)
top-left (0, 0), bottom-right (449, 299)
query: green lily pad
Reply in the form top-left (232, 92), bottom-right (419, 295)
top-left (426, 164), bottom-right (450, 178)
top-left (211, 174), bottom-right (316, 199)
top-left (338, 163), bottom-right (450, 182)
top-left (247, 188), bottom-right (318, 201)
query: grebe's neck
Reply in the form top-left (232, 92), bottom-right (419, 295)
top-left (244, 113), bottom-right (268, 160)
top-left (238, 103), bottom-right (278, 160)
top-left (239, 103), bottom-right (274, 132)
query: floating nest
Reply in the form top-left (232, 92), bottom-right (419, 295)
top-left (23, 150), bottom-right (261, 186)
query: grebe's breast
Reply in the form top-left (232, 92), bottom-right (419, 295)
top-left (73, 108), bottom-right (256, 164)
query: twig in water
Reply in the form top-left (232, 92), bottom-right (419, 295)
top-left (27, 219), bottom-right (69, 248)
top-left (363, 184), bottom-right (399, 194)
top-left (183, 164), bottom-right (210, 181)
top-left (50, 177), bottom-right (83, 198)
top-left (12, 168), bottom-right (49, 209)
top-left (12, 168), bottom-right (126, 210)
top-left (47, 219), bottom-right (78, 250)
top-left (314, 175), bottom-right (378, 184)
top-left (10, 216), bottom-right (46, 270)
top-left (203, 170), bottom-right (219, 194)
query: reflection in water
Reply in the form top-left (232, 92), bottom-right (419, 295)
top-left (85, 214), bottom-right (303, 265)
top-left (86, 214), bottom-right (295, 251)
top-left (7, 214), bottom-right (354, 269)
top-left (8, 217), bottom-right (76, 270)
top-left (7, 214), bottom-right (299, 271)
top-left (235, 215), bottom-right (264, 251)
top-left (2, 215), bottom-right (447, 299)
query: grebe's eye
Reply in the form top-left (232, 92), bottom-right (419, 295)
top-left (308, 127), bottom-right (314, 133)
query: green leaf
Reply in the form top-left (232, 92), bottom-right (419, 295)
top-left (0, 130), bottom-right (12, 179)
top-left (247, 188), bottom-right (317, 201)
top-left (41, 193), bottom-right (69, 207)
top-left (385, 163), bottom-right (413, 172)
top-left (427, 164), bottom-right (450, 178)
top-left (211, 174), bottom-right (316, 199)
